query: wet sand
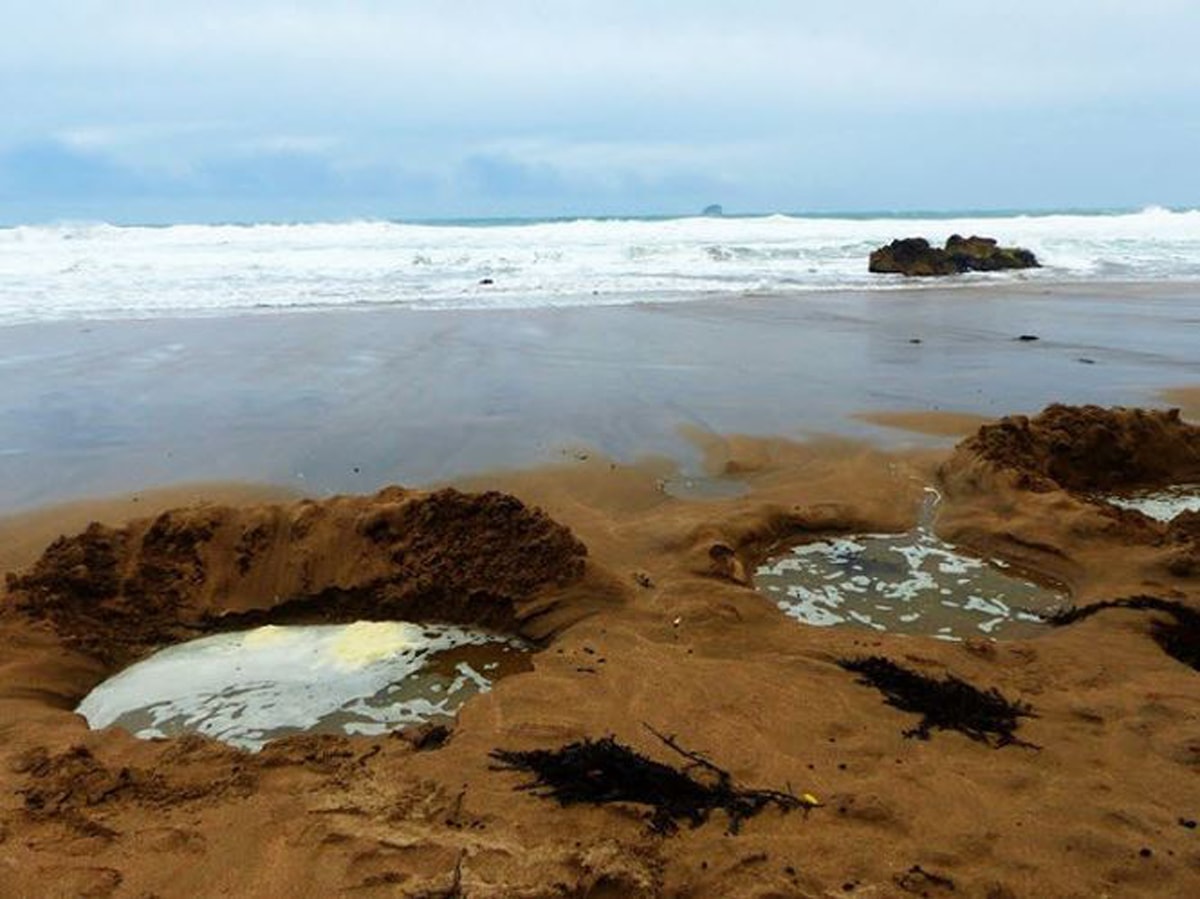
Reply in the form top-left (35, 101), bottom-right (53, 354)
top-left (1160, 386), bottom-right (1200, 422)
top-left (1, 284), bottom-right (1199, 898)
top-left (1, 282), bottom-right (1197, 511)
top-left (851, 410), bottom-right (996, 438)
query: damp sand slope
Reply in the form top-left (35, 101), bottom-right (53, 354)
top-left (2, 281), bottom-right (1198, 512)
top-left (1, 407), bottom-right (1199, 898)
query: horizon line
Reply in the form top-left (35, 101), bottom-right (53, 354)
top-left (0, 204), bottom-right (1190, 230)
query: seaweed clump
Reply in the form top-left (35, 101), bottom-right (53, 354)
top-left (490, 726), bottom-right (813, 834)
top-left (839, 656), bottom-right (1037, 748)
top-left (1046, 596), bottom-right (1199, 672)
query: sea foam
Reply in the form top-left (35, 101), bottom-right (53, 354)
top-left (1, 208), bottom-right (1198, 325)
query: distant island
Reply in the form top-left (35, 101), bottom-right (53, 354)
top-left (701, 204), bottom-right (724, 217)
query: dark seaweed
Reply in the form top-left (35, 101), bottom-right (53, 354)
top-left (895, 864), bottom-right (957, 894)
top-left (490, 725), bottom-right (813, 834)
top-left (1044, 596), bottom-right (1199, 672)
top-left (839, 656), bottom-right (1037, 748)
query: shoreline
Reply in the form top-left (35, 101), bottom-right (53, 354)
top-left (2, 278), bottom-right (1199, 332)
top-left (2, 281), bottom-right (1197, 513)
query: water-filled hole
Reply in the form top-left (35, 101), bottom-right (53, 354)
top-left (754, 490), bottom-right (1066, 640)
top-left (1103, 484), bottom-right (1200, 522)
top-left (76, 621), bottom-right (531, 751)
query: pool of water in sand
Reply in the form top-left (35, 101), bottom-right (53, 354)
top-left (1103, 484), bottom-right (1200, 522)
top-left (76, 621), bottom-right (531, 751)
top-left (755, 491), bottom-right (1066, 640)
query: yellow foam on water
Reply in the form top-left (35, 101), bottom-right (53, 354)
top-left (328, 621), bottom-right (423, 669)
top-left (242, 624), bottom-right (294, 648)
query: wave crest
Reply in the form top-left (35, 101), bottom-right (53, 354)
top-left (1, 209), bottom-right (1198, 325)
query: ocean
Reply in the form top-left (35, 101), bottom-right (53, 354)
top-left (1, 207), bottom-right (1198, 326)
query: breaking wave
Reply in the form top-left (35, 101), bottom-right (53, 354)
top-left (1, 208), bottom-right (1198, 325)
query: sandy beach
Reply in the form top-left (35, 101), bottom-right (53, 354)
top-left (7, 0), bottom-right (1200, 892)
top-left (1, 283), bottom-right (1199, 898)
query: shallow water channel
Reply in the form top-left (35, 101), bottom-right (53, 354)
top-left (76, 621), bottom-right (531, 751)
top-left (755, 490), bottom-right (1066, 640)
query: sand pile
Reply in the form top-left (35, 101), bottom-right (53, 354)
top-left (947, 404), bottom-right (1200, 493)
top-left (937, 404), bottom-right (1200, 590)
top-left (6, 486), bottom-right (589, 667)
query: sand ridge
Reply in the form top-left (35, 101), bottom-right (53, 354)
top-left (852, 411), bottom-right (997, 439)
top-left (0, 407), bottom-right (1198, 898)
top-left (5, 486), bottom-right (592, 668)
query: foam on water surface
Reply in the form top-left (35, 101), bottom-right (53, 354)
top-left (2, 207), bottom-right (1199, 325)
top-left (755, 491), bottom-right (1064, 640)
top-left (76, 621), bottom-right (530, 751)
top-left (1104, 485), bottom-right (1200, 522)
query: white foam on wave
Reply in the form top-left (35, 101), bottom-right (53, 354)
top-left (2, 208), bottom-right (1199, 325)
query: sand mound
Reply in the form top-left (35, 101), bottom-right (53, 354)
top-left (936, 405), bottom-right (1200, 585)
top-left (5, 487), bottom-right (589, 667)
top-left (947, 404), bottom-right (1200, 493)
top-left (1164, 511), bottom-right (1200, 577)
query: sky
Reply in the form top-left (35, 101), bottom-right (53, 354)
top-left (1, 1), bottom-right (1198, 223)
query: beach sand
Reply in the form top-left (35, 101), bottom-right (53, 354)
top-left (1160, 386), bottom-right (1200, 423)
top-left (850, 410), bottom-right (996, 438)
top-left (1, 284), bottom-right (1198, 897)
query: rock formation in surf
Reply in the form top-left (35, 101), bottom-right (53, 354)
top-left (869, 235), bottom-right (1039, 276)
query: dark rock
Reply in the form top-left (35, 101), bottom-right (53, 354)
top-left (479, 278), bottom-right (494, 286)
top-left (868, 237), bottom-right (957, 276)
top-left (946, 233), bottom-right (1039, 272)
top-left (869, 234), bottom-right (1040, 277)
top-left (1016, 334), bottom-right (1040, 342)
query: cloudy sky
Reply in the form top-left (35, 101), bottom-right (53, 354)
top-left (2, 1), bottom-right (1197, 222)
